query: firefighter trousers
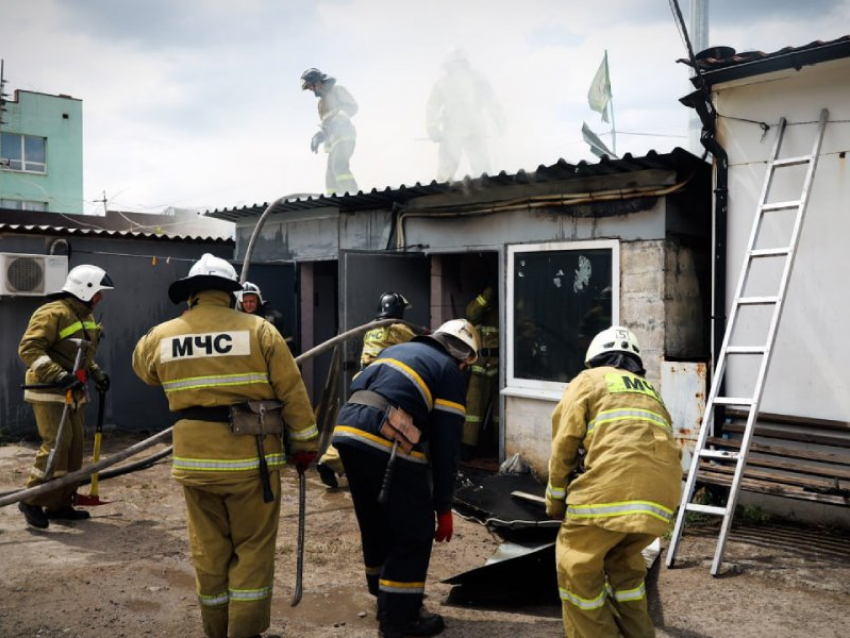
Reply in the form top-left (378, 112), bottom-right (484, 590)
top-left (463, 365), bottom-right (499, 447)
top-left (556, 520), bottom-right (657, 638)
top-left (337, 444), bottom-right (434, 623)
top-left (326, 136), bottom-right (358, 195)
top-left (25, 401), bottom-right (85, 510)
top-left (181, 473), bottom-right (281, 638)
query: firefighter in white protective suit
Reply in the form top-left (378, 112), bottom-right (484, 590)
top-left (132, 253), bottom-right (318, 638)
top-left (546, 326), bottom-right (682, 638)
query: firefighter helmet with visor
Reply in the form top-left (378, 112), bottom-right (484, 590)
top-left (585, 326), bottom-right (641, 366)
top-left (60, 265), bottom-right (114, 302)
top-left (167, 253), bottom-right (242, 304)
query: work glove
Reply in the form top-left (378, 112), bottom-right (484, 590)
top-left (92, 369), bottom-right (111, 393)
top-left (545, 500), bottom-right (566, 521)
top-left (57, 371), bottom-right (85, 391)
top-left (310, 130), bottom-right (326, 154)
top-left (292, 450), bottom-right (317, 476)
top-left (434, 510), bottom-right (453, 543)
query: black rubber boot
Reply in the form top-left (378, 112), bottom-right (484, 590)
top-left (19, 502), bottom-right (49, 529)
top-left (378, 612), bottom-right (445, 638)
top-left (46, 505), bottom-right (91, 521)
top-left (317, 463), bottom-right (339, 488)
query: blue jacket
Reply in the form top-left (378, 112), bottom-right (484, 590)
top-left (333, 340), bottom-right (467, 513)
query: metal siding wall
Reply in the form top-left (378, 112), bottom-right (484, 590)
top-left (715, 61), bottom-right (850, 422)
top-left (0, 234), bottom-right (233, 437)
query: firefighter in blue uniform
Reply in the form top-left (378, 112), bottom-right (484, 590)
top-left (332, 319), bottom-right (480, 638)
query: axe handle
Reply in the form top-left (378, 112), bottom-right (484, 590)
top-left (377, 440), bottom-right (399, 505)
top-left (255, 435), bottom-right (274, 504)
top-left (291, 469), bottom-right (307, 606)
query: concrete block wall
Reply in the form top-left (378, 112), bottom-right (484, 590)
top-left (620, 239), bottom-right (666, 384)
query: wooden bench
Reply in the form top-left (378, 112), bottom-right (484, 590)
top-left (694, 410), bottom-right (850, 507)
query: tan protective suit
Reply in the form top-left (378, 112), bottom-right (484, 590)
top-left (18, 296), bottom-right (105, 510)
top-left (546, 366), bottom-right (682, 638)
top-left (319, 321), bottom-right (416, 475)
top-left (463, 288), bottom-right (499, 448)
top-left (133, 290), bottom-right (317, 638)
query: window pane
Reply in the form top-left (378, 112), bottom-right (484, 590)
top-left (1, 132), bottom-right (22, 162)
top-left (513, 248), bottom-right (613, 383)
top-left (24, 135), bottom-right (46, 163)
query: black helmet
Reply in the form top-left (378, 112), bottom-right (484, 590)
top-left (376, 292), bottom-right (411, 320)
top-left (301, 67), bottom-right (329, 90)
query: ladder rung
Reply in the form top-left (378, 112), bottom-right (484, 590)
top-left (699, 449), bottom-right (739, 460)
top-left (761, 200), bottom-right (801, 212)
top-left (725, 346), bottom-right (766, 354)
top-left (686, 503), bottom-right (727, 516)
top-left (737, 296), bottom-right (779, 305)
top-left (750, 247), bottom-right (791, 257)
top-left (773, 155), bottom-right (811, 167)
top-left (713, 397), bottom-right (754, 406)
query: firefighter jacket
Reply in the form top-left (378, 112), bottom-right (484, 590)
top-left (19, 296), bottom-right (104, 405)
top-left (466, 287), bottom-right (498, 375)
top-left (546, 365), bottom-right (682, 537)
top-left (333, 340), bottom-right (467, 513)
top-left (132, 290), bottom-right (318, 484)
top-left (318, 83), bottom-right (358, 148)
top-left (360, 322), bottom-right (416, 369)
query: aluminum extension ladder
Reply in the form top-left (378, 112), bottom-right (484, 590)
top-left (666, 108), bottom-right (829, 576)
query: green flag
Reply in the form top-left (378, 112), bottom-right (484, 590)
top-left (588, 51), bottom-right (611, 123)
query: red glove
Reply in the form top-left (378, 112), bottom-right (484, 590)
top-left (292, 451), bottom-right (317, 476)
top-left (434, 510), bottom-right (453, 543)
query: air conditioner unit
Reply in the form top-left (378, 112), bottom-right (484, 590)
top-left (0, 253), bottom-right (69, 297)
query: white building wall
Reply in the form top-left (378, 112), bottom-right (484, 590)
top-left (714, 58), bottom-right (850, 422)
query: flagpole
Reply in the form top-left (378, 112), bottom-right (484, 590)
top-left (606, 51), bottom-right (617, 156)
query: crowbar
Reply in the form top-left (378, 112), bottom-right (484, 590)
top-left (76, 389), bottom-right (112, 507)
top-left (291, 466), bottom-right (307, 606)
top-left (21, 339), bottom-right (91, 481)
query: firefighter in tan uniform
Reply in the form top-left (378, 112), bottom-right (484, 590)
top-left (462, 286), bottom-right (499, 460)
top-left (132, 254), bottom-right (318, 638)
top-left (546, 326), bottom-right (682, 638)
top-left (317, 292), bottom-right (415, 488)
top-left (17, 265), bottom-right (114, 529)
top-left (301, 67), bottom-right (359, 195)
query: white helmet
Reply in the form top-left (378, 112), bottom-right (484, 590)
top-left (168, 253), bottom-right (241, 304)
top-left (427, 318), bottom-right (481, 364)
top-left (61, 265), bottom-right (114, 302)
top-left (585, 326), bottom-right (642, 366)
top-left (237, 281), bottom-right (264, 304)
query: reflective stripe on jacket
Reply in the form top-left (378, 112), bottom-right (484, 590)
top-left (132, 290), bottom-right (317, 483)
top-left (546, 366), bottom-right (682, 536)
top-left (360, 322), bottom-right (415, 368)
top-left (333, 340), bottom-right (467, 513)
top-left (19, 296), bottom-right (103, 404)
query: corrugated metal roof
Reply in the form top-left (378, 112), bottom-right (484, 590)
top-left (682, 35), bottom-right (850, 86)
top-left (0, 223), bottom-right (233, 244)
top-left (206, 147), bottom-right (706, 222)
top-left (0, 209), bottom-right (234, 244)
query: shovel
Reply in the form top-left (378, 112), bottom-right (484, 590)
top-left (76, 389), bottom-right (111, 507)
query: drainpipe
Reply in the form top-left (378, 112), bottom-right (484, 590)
top-left (671, 0), bottom-right (729, 432)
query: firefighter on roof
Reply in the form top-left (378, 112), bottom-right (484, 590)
top-left (132, 253), bottom-right (318, 638)
top-left (546, 326), bottom-right (681, 638)
top-left (301, 67), bottom-right (359, 195)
